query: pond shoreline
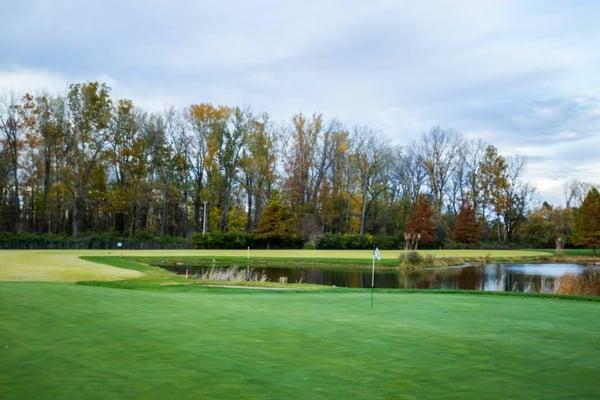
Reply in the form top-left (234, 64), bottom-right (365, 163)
top-left (150, 256), bottom-right (600, 296)
top-left (137, 254), bottom-right (600, 272)
top-left (73, 255), bottom-right (600, 301)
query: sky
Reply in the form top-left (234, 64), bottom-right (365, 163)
top-left (1, 0), bottom-right (599, 205)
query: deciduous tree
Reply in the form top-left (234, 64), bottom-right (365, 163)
top-left (66, 82), bottom-right (112, 235)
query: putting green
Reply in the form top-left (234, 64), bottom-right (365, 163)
top-left (0, 249), bottom-right (557, 282)
top-left (1, 282), bottom-right (599, 399)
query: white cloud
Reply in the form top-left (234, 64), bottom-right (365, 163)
top-left (0, 66), bottom-right (68, 95)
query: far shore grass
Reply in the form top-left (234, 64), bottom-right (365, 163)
top-left (133, 248), bottom-right (599, 270)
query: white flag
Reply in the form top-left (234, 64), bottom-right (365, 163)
top-left (374, 247), bottom-right (381, 261)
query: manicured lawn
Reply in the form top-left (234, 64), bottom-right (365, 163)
top-left (1, 252), bottom-right (599, 398)
top-left (1, 281), bottom-right (599, 399)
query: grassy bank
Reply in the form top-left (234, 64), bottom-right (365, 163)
top-left (79, 256), bottom-right (326, 290)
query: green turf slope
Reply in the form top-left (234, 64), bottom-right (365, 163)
top-left (1, 282), bottom-right (599, 399)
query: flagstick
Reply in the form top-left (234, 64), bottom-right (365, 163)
top-left (371, 254), bottom-right (375, 309)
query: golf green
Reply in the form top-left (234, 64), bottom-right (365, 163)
top-left (1, 282), bottom-right (599, 399)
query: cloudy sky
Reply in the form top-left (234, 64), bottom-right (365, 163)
top-left (1, 0), bottom-right (599, 204)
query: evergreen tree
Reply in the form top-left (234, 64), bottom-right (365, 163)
top-left (404, 195), bottom-right (436, 250)
top-left (453, 203), bottom-right (480, 244)
top-left (575, 188), bottom-right (600, 256)
top-left (254, 194), bottom-right (296, 248)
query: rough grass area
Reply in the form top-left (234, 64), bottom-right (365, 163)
top-left (1, 281), bottom-right (599, 399)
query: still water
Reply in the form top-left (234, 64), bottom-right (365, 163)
top-left (165, 262), bottom-right (599, 294)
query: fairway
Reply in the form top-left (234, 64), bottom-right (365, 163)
top-left (0, 250), bottom-right (144, 282)
top-left (0, 248), bottom-right (560, 282)
top-left (1, 282), bottom-right (599, 399)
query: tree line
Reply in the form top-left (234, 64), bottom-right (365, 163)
top-left (1, 82), bottom-right (598, 250)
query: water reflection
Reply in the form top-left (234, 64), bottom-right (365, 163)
top-left (165, 262), bottom-right (600, 295)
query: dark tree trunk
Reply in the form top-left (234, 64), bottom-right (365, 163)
top-left (10, 145), bottom-right (21, 233)
top-left (115, 212), bottom-right (125, 234)
top-left (40, 155), bottom-right (51, 233)
top-left (246, 182), bottom-right (253, 232)
top-left (220, 181), bottom-right (232, 232)
top-left (161, 180), bottom-right (169, 236)
top-left (72, 189), bottom-right (85, 236)
top-left (128, 205), bottom-right (137, 238)
top-left (254, 195), bottom-right (263, 231)
top-left (194, 195), bottom-right (202, 232)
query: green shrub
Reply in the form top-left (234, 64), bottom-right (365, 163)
top-left (191, 232), bottom-right (253, 249)
top-left (316, 233), bottom-right (345, 249)
top-left (401, 251), bottom-right (424, 264)
top-left (302, 236), bottom-right (319, 249)
top-left (316, 233), bottom-right (400, 250)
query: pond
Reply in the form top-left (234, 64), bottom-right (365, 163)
top-left (162, 262), bottom-right (600, 295)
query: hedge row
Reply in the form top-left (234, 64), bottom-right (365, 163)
top-left (0, 232), bottom-right (554, 250)
top-left (190, 232), bottom-right (304, 249)
top-left (0, 232), bottom-right (403, 250)
top-left (0, 232), bottom-right (189, 249)
top-left (190, 233), bottom-right (403, 249)
top-left (315, 233), bottom-right (402, 250)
